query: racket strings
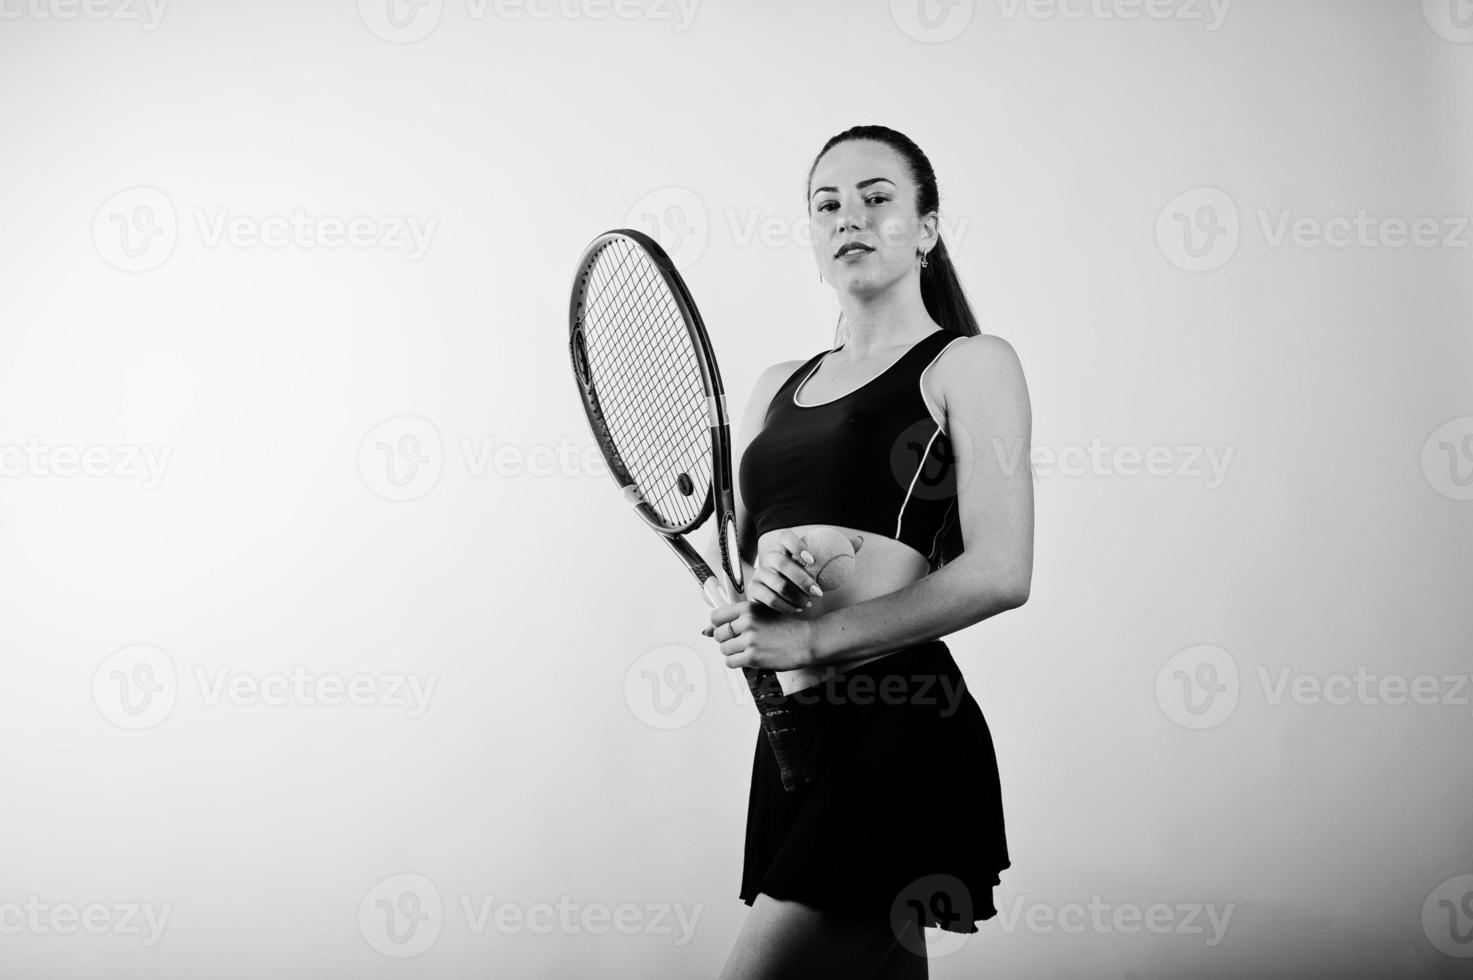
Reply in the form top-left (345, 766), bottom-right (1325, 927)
top-left (589, 246), bottom-right (704, 458)
top-left (578, 239), bottom-right (713, 529)
top-left (586, 247), bottom-right (710, 496)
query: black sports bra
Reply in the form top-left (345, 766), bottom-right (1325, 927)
top-left (738, 329), bottom-right (966, 569)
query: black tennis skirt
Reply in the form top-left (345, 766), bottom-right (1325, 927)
top-left (739, 639), bottom-right (1010, 934)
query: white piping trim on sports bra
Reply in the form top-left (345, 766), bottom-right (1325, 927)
top-left (790, 354), bottom-right (830, 407)
top-left (894, 423), bottom-right (943, 542)
top-left (919, 335), bottom-right (966, 431)
top-left (791, 332), bottom-right (943, 408)
top-left (895, 335), bottom-right (968, 544)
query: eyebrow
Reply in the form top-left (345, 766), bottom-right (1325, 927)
top-left (809, 177), bottom-right (896, 199)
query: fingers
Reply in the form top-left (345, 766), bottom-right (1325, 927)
top-left (756, 550), bottom-right (823, 604)
top-left (702, 604), bottom-right (765, 658)
top-left (720, 633), bottom-right (751, 660)
top-left (705, 601), bottom-right (741, 634)
top-left (696, 608), bottom-right (758, 667)
top-left (776, 529), bottom-right (816, 566)
top-left (747, 576), bottom-right (808, 615)
top-left (721, 645), bottom-right (754, 669)
top-left (703, 612), bottom-right (752, 652)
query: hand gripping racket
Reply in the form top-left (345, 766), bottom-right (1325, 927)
top-left (568, 228), bottom-right (815, 792)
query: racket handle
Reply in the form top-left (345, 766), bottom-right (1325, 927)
top-left (683, 541), bottom-right (815, 791)
top-left (703, 581), bottom-right (815, 791)
top-left (743, 668), bottom-right (815, 792)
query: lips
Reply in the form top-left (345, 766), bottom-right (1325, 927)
top-left (834, 242), bottom-right (874, 258)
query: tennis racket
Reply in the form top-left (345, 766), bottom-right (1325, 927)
top-left (568, 228), bottom-right (815, 792)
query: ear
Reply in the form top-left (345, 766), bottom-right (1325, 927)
top-left (919, 210), bottom-right (941, 253)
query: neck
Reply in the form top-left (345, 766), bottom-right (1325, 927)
top-left (834, 276), bottom-right (937, 358)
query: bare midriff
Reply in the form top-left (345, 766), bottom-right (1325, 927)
top-left (757, 522), bottom-right (932, 694)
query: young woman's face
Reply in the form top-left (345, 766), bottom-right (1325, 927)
top-left (808, 139), bottom-right (937, 302)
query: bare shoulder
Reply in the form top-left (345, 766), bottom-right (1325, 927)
top-left (746, 358), bottom-right (808, 415)
top-left (733, 358), bottom-right (809, 447)
top-left (757, 357), bottom-right (808, 388)
top-left (930, 333), bottom-right (1030, 417)
top-left (936, 332), bottom-right (1023, 374)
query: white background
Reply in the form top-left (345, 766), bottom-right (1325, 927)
top-left (1, 0), bottom-right (1471, 977)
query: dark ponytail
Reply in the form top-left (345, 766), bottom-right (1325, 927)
top-left (805, 124), bottom-right (982, 572)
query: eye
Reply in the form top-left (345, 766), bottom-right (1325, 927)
top-left (815, 201), bottom-right (838, 213)
top-left (866, 195), bottom-right (891, 206)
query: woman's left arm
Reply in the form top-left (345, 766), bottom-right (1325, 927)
top-left (809, 333), bottom-right (1034, 667)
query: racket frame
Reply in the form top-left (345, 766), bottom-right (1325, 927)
top-left (569, 228), bottom-right (814, 791)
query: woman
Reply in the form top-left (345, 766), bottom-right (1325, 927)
top-left (705, 124), bottom-right (1035, 979)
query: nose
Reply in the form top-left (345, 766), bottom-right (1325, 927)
top-left (832, 204), bottom-right (864, 235)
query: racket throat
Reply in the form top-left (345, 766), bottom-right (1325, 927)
top-left (706, 394), bottom-right (726, 427)
top-left (723, 514), bottom-right (743, 591)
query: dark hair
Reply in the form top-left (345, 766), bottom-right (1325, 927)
top-left (805, 124), bottom-right (982, 347)
top-left (806, 124), bottom-right (982, 572)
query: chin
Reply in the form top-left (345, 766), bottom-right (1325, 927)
top-left (838, 269), bottom-right (894, 299)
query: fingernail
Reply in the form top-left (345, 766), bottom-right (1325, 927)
top-left (809, 585), bottom-right (823, 597)
top-left (801, 550), bottom-right (814, 564)
top-left (701, 626), bottom-right (713, 637)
